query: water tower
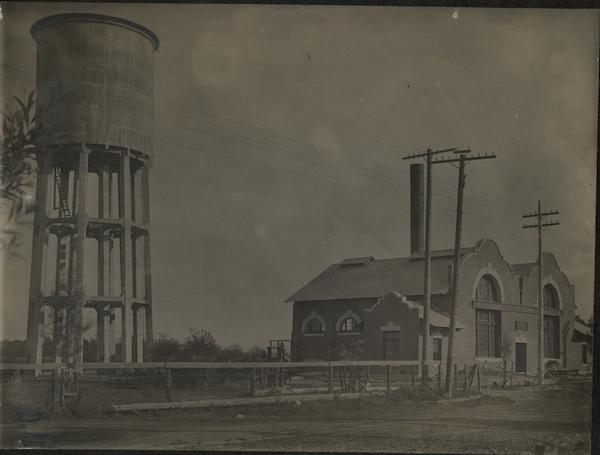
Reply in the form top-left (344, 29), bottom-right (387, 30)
top-left (26, 14), bottom-right (159, 367)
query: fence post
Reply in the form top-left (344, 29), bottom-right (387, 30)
top-left (438, 363), bottom-right (442, 392)
top-left (502, 359), bottom-right (507, 388)
top-left (386, 365), bottom-right (391, 394)
top-left (453, 363), bottom-right (457, 394)
top-left (250, 368), bottom-right (256, 397)
top-left (464, 364), bottom-right (468, 391)
top-left (50, 368), bottom-right (60, 412)
top-left (411, 365), bottom-right (415, 388)
top-left (165, 368), bottom-right (173, 402)
top-left (328, 364), bottom-right (333, 393)
top-left (477, 365), bottom-right (481, 393)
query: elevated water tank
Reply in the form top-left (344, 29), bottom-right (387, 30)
top-left (31, 13), bottom-right (160, 155)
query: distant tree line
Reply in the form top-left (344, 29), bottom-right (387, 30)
top-left (151, 328), bottom-right (265, 362)
top-left (0, 328), bottom-right (266, 363)
top-left (0, 340), bottom-right (28, 363)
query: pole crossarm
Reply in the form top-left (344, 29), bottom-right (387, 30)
top-left (402, 147), bottom-right (457, 160)
top-left (521, 200), bottom-right (560, 382)
top-left (523, 221), bottom-right (560, 229)
top-left (403, 147), bottom-right (496, 396)
top-left (403, 145), bottom-right (466, 388)
top-left (523, 210), bottom-right (560, 218)
top-left (444, 150), bottom-right (496, 397)
top-left (432, 153), bottom-right (496, 164)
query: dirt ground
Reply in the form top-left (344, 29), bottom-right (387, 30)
top-left (0, 377), bottom-right (591, 454)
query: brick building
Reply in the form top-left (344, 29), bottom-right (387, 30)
top-left (287, 165), bottom-right (591, 374)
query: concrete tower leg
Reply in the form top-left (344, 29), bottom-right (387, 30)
top-left (120, 149), bottom-right (134, 363)
top-left (95, 162), bottom-right (114, 363)
top-left (96, 304), bottom-right (106, 362)
top-left (132, 306), bottom-right (145, 362)
top-left (54, 228), bottom-right (70, 364)
top-left (96, 228), bottom-right (113, 364)
top-left (144, 303), bottom-right (153, 361)
top-left (109, 307), bottom-right (117, 358)
top-left (99, 165), bottom-right (113, 293)
top-left (54, 304), bottom-right (66, 363)
top-left (99, 164), bottom-right (111, 219)
top-left (34, 306), bottom-right (45, 369)
top-left (54, 162), bottom-right (72, 370)
top-left (132, 233), bottom-right (138, 299)
top-left (103, 307), bottom-right (112, 363)
top-left (138, 307), bottom-right (145, 362)
top-left (95, 303), bottom-right (112, 363)
top-left (66, 146), bottom-right (88, 366)
top-left (142, 163), bottom-right (153, 359)
top-left (27, 151), bottom-right (51, 375)
top-left (132, 305), bottom-right (138, 362)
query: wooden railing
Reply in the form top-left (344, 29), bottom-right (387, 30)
top-left (1, 359), bottom-right (503, 412)
top-left (0, 359), bottom-right (438, 371)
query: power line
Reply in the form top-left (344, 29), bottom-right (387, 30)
top-left (0, 60), bottom-right (536, 211)
top-left (154, 109), bottom-right (534, 217)
top-left (4, 60), bottom-right (571, 227)
top-left (153, 104), bottom-right (540, 218)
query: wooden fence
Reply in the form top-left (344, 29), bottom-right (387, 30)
top-left (0, 359), bottom-right (513, 411)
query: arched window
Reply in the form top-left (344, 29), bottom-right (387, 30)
top-left (305, 318), bottom-right (324, 334)
top-left (339, 317), bottom-right (360, 332)
top-left (301, 311), bottom-right (326, 335)
top-left (475, 275), bottom-right (500, 303)
top-left (543, 285), bottom-right (559, 310)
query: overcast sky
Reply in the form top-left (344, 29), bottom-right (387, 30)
top-left (1, 4), bottom-right (597, 348)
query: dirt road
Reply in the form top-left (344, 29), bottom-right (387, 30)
top-left (0, 380), bottom-right (591, 453)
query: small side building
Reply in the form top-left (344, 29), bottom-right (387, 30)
top-left (570, 316), bottom-right (593, 371)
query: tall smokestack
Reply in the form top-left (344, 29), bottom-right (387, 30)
top-left (410, 163), bottom-right (425, 254)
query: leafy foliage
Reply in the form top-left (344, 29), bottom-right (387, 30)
top-left (152, 333), bottom-right (182, 361)
top-left (0, 91), bottom-right (45, 257)
top-left (183, 328), bottom-right (220, 361)
top-left (1, 91), bottom-right (43, 201)
top-left (334, 338), bottom-right (365, 360)
top-left (150, 328), bottom-right (267, 362)
top-left (0, 339), bottom-right (27, 363)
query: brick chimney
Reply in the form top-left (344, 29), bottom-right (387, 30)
top-left (410, 163), bottom-right (425, 254)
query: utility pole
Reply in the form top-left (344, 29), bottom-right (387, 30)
top-left (433, 150), bottom-right (496, 397)
top-left (403, 147), bottom-right (457, 387)
top-left (522, 201), bottom-right (560, 382)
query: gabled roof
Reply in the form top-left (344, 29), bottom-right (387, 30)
top-left (286, 247), bottom-right (474, 303)
top-left (340, 257), bottom-right (374, 266)
top-left (511, 253), bottom-right (564, 279)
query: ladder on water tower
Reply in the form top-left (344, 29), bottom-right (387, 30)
top-left (54, 167), bottom-right (71, 218)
